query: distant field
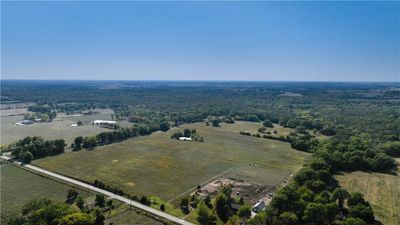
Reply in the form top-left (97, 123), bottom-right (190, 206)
top-left (0, 102), bottom-right (36, 110)
top-left (34, 122), bottom-right (310, 202)
top-left (1, 115), bottom-right (109, 145)
top-left (219, 121), bottom-right (295, 137)
top-left (0, 161), bottom-right (92, 224)
top-left (335, 167), bottom-right (400, 225)
top-left (0, 108), bottom-right (29, 116)
top-left (60, 108), bottom-right (114, 123)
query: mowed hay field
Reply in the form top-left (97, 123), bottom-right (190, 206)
top-left (0, 161), bottom-right (92, 224)
top-left (34, 122), bottom-right (310, 201)
top-left (335, 166), bottom-right (400, 225)
top-left (1, 115), bottom-right (109, 145)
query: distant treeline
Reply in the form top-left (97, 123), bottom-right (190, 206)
top-left (4, 81), bottom-right (398, 142)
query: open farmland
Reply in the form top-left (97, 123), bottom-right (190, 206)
top-left (0, 115), bottom-right (109, 145)
top-left (0, 108), bottom-right (29, 116)
top-left (335, 165), bottom-right (400, 225)
top-left (0, 161), bottom-right (92, 224)
top-left (59, 108), bottom-right (114, 123)
top-left (34, 122), bottom-right (311, 202)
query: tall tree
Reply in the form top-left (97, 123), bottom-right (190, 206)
top-left (215, 192), bottom-right (230, 222)
top-left (333, 188), bottom-right (349, 210)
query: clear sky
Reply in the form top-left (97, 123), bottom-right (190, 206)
top-left (1, 1), bottom-right (399, 81)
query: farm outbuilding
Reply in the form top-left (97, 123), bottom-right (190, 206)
top-left (179, 137), bottom-right (192, 141)
top-left (252, 200), bottom-right (265, 213)
top-left (15, 119), bottom-right (34, 125)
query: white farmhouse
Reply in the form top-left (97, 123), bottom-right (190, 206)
top-left (179, 137), bottom-right (192, 141)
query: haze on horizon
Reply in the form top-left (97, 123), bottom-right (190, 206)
top-left (1, 1), bottom-right (399, 82)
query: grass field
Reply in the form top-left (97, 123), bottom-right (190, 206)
top-left (0, 161), bottom-right (92, 224)
top-left (106, 208), bottom-right (165, 225)
top-left (221, 121), bottom-right (327, 139)
top-left (0, 108), bottom-right (29, 116)
top-left (1, 115), bottom-right (109, 145)
top-left (34, 122), bottom-right (310, 202)
top-left (335, 166), bottom-right (400, 225)
top-left (223, 164), bottom-right (291, 186)
top-left (59, 108), bottom-right (114, 123)
top-left (217, 121), bottom-right (293, 136)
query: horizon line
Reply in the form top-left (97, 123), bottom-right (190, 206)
top-left (1, 79), bottom-right (399, 83)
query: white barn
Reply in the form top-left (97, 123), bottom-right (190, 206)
top-left (179, 137), bottom-right (192, 141)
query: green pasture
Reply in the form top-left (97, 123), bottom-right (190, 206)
top-left (34, 122), bottom-right (310, 203)
top-left (0, 161), bottom-right (92, 224)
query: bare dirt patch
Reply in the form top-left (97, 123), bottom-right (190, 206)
top-left (199, 177), bottom-right (275, 205)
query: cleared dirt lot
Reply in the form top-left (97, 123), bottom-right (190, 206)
top-left (34, 122), bottom-right (310, 202)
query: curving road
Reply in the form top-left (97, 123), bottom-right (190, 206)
top-left (1, 155), bottom-right (194, 225)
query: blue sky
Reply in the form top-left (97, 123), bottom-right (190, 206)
top-left (1, 1), bottom-right (399, 81)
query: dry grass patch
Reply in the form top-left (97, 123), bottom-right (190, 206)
top-left (335, 168), bottom-right (400, 225)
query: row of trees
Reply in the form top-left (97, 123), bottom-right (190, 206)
top-left (92, 179), bottom-right (151, 208)
top-left (7, 136), bottom-right (66, 163)
top-left (93, 180), bottom-right (125, 196)
top-left (7, 197), bottom-right (105, 225)
top-left (72, 125), bottom-right (157, 150)
top-left (240, 130), bottom-right (319, 152)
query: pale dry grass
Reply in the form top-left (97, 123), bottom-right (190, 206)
top-left (336, 168), bottom-right (400, 225)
